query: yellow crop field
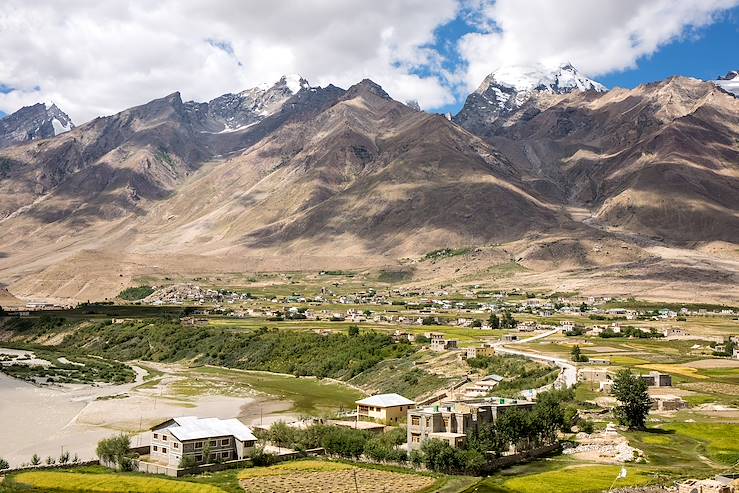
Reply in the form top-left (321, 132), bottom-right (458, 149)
top-left (13, 471), bottom-right (225, 493)
top-left (636, 364), bottom-right (707, 379)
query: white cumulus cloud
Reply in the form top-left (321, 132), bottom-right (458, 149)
top-left (0, 0), bottom-right (458, 123)
top-left (458, 0), bottom-right (739, 90)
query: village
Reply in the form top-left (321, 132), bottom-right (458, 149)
top-left (1, 275), bottom-right (738, 493)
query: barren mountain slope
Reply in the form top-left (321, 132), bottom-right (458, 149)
top-left (128, 79), bottom-right (570, 258)
top-left (458, 77), bottom-right (739, 244)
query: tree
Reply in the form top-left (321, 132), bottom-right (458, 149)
top-left (0, 305), bottom-right (6, 316)
top-left (202, 442), bottom-right (213, 464)
top-left (496, 407), bottom-right (530, 452)
top-left (500, 311), bottom-right (518, 329)
top-left (347, 325), bottom-right (360, 337)
top-left (488, 313), bottom-right (500, 330)
top-left (0, 457), bottom-right (8, 470)
top-left (421, 439), bottom-right (462, 473)
top-left (531, 391), bottom-right (565, 444)
top-left (31, 454), bottom-right (41, 465)
top-left (269, 422), bottom-right (296, 450)
top-left (570, 345), bottom-right (588, 362)
top-left (96, 433), bottom-right (134, 471)
top-left (579, 302), bottom-right (588, 312)
top-left (612, 369), bottom-right (652, 430)
top-left (177, 455), bottom-right (198, 469)
top-left (59, 451), bottom-right (70, 464)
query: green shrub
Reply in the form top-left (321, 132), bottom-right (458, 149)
top-left (118, 286), bottom-right (155, 301)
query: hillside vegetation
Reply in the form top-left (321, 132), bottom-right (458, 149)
top-left (8, 318), bottom-right (416, 380)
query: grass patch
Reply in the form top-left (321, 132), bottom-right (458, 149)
top-left (173, 366), bottom-right (361, 415)
top-left (10, 471), bottom-right (225, 492)
top-left (118, 286), bottom-right (155, 301)
top-left (423, 248), bottom-right (470, 260)
top-left (660, 423), bottom-right (739, 466)
top-left (609, 355), bottom-right (649, 365)
top-left (492, 465), bottom-right (653, 493)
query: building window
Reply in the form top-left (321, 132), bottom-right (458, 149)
top-left (153, 446), bottom-right (158, 452)
top-left (153, 433), bottom-right (158, 439)
top-left (222, 450), bottom-right (230, 460)
top-left (162, 448), bottom-right (167, 454)
top-left (195, 454), bottom-right (203, 462)
top-left (194, 441), bottom-right (203, 449)
top-left (411, 416), bottom-right (420, 426)
top-left (209, 440), bottom-right (217, 447)
top-left (221, 438), bottom-right (230, 446)
top-left (173, 442), bottom-right (179, 448)
top-left (162, 435), bottom-right (167, 441)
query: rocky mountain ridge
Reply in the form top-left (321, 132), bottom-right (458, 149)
top-left (0, 69), bottom-right (737, 302)
top-left (0, 102), bottom-right (74, 149)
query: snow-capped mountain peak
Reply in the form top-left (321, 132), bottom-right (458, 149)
top-left (281, 74), bottom-right (309, 94)
top-left (712, 70), bottom-right (739, 96)
top-left (477, 62), bottom-right (606, 97)
top-left (454, 62), bottom-right (606, 131)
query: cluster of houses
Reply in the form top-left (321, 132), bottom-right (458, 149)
top-left (578, 368), bottom-right (690, 410)
top-left (143, 391), bottom-right (539, 473)
top-left (678, 475), bottom-right (739, 493)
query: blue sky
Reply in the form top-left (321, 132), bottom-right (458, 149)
top-left (432, 4), bottom-right (739, 115)
top-left (1, 1), bottom-right (738, 123)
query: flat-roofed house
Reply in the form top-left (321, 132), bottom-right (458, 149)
top-left (150, 416), bottom-right (257, 467)
top-left (407, 397), bottom-right (535, 450)
top-left (356, 393), bottom-right (416, 424)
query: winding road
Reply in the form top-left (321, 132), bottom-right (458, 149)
top-left (494, 328), bottom-right (578, 389)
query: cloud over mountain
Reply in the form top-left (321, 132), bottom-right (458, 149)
top-left (0, 0), bottom-right (458, 123)
top-left (459, 0), bottom-right (739, 90)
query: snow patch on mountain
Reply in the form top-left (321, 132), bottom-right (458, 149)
top-left (712, 70), bottom-right (739, 96)
top-left (476, 62), bottom-right (606, 98)
top-left (204, 75), bottom-right (311, 130)
top-left (0, 102), bottom-right (74, 148)
top-left (453, 63), bottom-right (606, 129)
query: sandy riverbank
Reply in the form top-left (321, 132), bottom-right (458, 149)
top-left (0, 361), bottom-right (295, 468)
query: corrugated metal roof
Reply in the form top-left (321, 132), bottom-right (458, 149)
top-left (356, 393), bottom-right (415, 407)
top-left (164, 416), bottom-right (257, 442)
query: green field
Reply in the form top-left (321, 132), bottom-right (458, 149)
top-left (7, 471), bottom-right (225, 493)
top-left (659, 422), bottom-right (739, 466)
top-left (172, 366), bottom-right (362, 415)
top-left (468, 464), bottom-right (654, 493)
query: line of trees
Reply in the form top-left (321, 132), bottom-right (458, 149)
top-left (488, 311), bottom-right (518, 329)
top-left (96, 434), bottom-right (135, 471)
top-left (260, 423), bottom-right (407, 463)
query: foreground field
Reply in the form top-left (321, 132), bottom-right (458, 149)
top-left (466, 463), bottom-right (655, 493)
top-left (7, 471), bottom-right (225, 493)
top-left (238, 460), bottom-right (437, 493)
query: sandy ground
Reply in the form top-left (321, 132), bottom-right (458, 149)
top-left (0, 362), bottom-right (295, 468)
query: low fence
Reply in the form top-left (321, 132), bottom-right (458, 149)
top-left (0, 460), bottom-right (100, 475)
top-left (481, 443), bottom-right (561, 474)
top-left (133, 447), bottom-right (325, 478)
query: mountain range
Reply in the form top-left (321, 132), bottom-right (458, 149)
top-left (0, 65), bottom-right (737, 303)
